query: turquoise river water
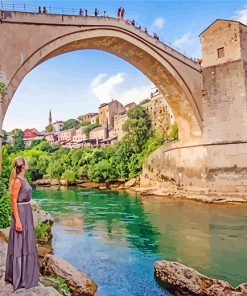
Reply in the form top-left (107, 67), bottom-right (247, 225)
top-left (33, 187), bottom-right (247, 296)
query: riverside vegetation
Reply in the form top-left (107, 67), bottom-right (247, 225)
top-left (0, 104), bottom-right (178, 229)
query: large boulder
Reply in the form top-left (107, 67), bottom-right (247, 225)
top-left (31, 200), bottom-right (54, 244)
top-left (41, 254), bottom-right (98, 296)
top-left (124, 178), bottom-right (137, 188)
top-left (32, 179), bottom-right (60, 186)
top-left (154, 260), bottom-right (247, 296)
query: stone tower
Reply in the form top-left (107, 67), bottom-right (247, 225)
top-left (49, 109), bottom-right (52, 126)
top-left (200, 19), bottom-right (247, 143)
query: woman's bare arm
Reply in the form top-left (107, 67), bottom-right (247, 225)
top-left (10, 179), bottom-right (21, 224)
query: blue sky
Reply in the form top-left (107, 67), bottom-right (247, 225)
top-left (3, 0), bottom-right (247, 131)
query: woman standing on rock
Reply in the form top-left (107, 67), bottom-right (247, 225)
top-left (5, 156), bottom-right (40, 291)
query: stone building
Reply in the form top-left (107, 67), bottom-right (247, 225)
top-left (45, 133), bottom-right (58, 144)
top-left (73, 126), bottom-right (87, 142)
top-left (99, 100), bottom-right (125, 129)
top-left (23, 128), bottom-right (45, 146)
top-left (90, 114), bottom-right (99, 124)
top-left (58, 128), bottom-right (76, 142)
top-left (142, 90), bottom-right (175, 136)
top-left (52, 120), bottom-right (64, 132)
top-left (78, 112), bottom-right (98, 122)
top-left (89, 126), bottom-right (105, 142)
top-left (200, 19), bottom-right (247, 143)
top-left (113, 111), bottom-right (128, 140)
top-left (124, 102), bottom-right (136, 111)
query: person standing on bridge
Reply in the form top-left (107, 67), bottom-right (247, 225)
top-left (120, 7), bottom-right (125, 20)
top-left (42, 7), bottom-right (48, 14)
top-left (38, 6), bottom-right (41, 13)
top-left (94, 8), bottom-right (99, 17)
top-left (79, 8), bottom-right (84, 16)
top-left (103, 10), bottom-right (107, 17)
top-left (117, 7), bottom-right (121, 18)
top-left (5, 157), bottom-right (40, 291)
top-left (85, 9), bottom-right (88, 17)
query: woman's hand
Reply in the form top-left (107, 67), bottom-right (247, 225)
top-left (16, 220), bottom-right (23, 232)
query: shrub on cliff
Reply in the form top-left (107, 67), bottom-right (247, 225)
top-left (0, 180), bottom-right (11, 228)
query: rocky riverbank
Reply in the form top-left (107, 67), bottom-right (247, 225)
top-left (32, 177), bottom-right (247, 205)
top-left (0, 200), bottom-right (97, 296)
top-left (154, 260), bottom-right (247, 296)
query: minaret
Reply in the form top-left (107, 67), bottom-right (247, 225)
top-left (49, 110), bottom-right (52, 125)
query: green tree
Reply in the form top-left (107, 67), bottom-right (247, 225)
top-left (12, 129), bottom-right (25, 152)
top-left (167, 123), bottom-right (178, 140)
top-left (139, 98), bottom-right (150, 105)
top-left (61, 119), bottom-right (80, 131)
top-left (1, 145), bottom-right (12, 187)
top-left (0, 180), bottom-right (11, 228)
top-left (84, 123), bottom-right (101, 139)
top-left (45, 124), bottom-right (54, 133)
top-left (122, 105), bottom-right (152, 153)
top-left (80, 121), bottom-right (91, 127)
top-left (30, 139), bottom-right (43, 148)
top-left (88, 159), bottom-right (117, 182)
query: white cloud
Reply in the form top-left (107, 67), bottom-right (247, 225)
top-left (90, 72), bottom-right (154, 105)
top-left (173, 33), bottom-right (193, 48)
top-left (90, 73), bottom-right (124, 103)
top-left (152, 17), bottom-right (165, 29)
top-left (172, 33), bottom-right (201, 58)
top-left (117, 84), bottom-right (154, 105)
top-left (233, 7), bottom-right (247, 24)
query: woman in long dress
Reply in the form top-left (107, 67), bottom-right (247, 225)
top-left (5, 156), bottom-right (40, 291)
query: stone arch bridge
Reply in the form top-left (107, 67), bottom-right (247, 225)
top-left (0, 11), bottom-right (247, 198)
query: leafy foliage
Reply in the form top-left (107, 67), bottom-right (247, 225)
top-left (0, 82), bottom-right (6, 102)
top-left (84, 123), bottom-right (101, 139)
top-left (0, 180), bottom-right (11, 228)
top-left (61, 119), bottom-right (80, 131)
top-left (12, 129), bottom-right (25, 152)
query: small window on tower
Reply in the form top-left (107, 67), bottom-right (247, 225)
top-left (217, 47), bottom-right (225, 58)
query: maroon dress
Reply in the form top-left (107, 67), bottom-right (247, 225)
top-left (5, 176), bottom-right (40, 290)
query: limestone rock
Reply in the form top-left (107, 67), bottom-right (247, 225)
top-left (60, 179), bottom-right (68, 186)
top-left (154, 260), bottom-right (247, 296)
top-left (77, 182), bottom-right (102, 189)
top-left (32, 179), bottom-right (60, 186)
top-left (41, 254), bottom-right (98, 296)
top-left (124, 178), bottom-right (137, 188)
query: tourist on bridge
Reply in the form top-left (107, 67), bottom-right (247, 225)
top-left (120, 7), bottom-right (125, 19)
top-left (43, 6), bottom-right (48, 14)
top-left (145, 27), bottom-right (148, 34)
top-left (79, 8), bottom-right (84, 16)
top-left (94, 8), bottom-right (99, 17)
top-left (154, 33), bottom-right (159, 40)
top-left (38, 6), bottom-right (41, 13)
top-left (131, 19), bottom-right (135, 26)
top-left (85, 9), bottom-right (88, 17)
top-left (103, 10), bottom-right (107, 17)
top-left (117, 7), bottom-right (121, 18)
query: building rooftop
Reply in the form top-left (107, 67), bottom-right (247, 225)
top-left (199, 19), bottom-right (247, 36)
top-left (52, 120), bottom-right (64, 124)
top-left (90, 126), bottom-right (104, 132)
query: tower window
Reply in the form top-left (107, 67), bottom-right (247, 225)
top-left (217, 47), bottom-right (225, 58)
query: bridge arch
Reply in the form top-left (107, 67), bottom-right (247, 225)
top-left (0, 12), bottom-right (203, 143)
